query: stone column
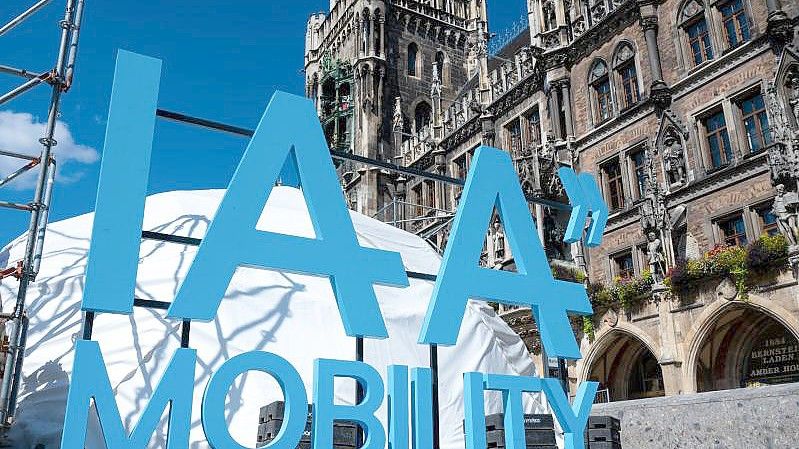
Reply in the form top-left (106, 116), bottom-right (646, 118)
top-left (556, 79), bottom-right (574, 137)
top-left (548, 86), bottom-right (563, 140)
top-left (378, 15), bottom-right (386, 58)
top-left (434, 149), bottom-right (447, 211)
top-left (396, 176), bottom-right (407, 231)
top-left (640, 16), bottom-right (663, 82)
top-left (638, 11), bottom-right (671, 109)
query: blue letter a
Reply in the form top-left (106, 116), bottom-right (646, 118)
top-left (417, 147), bottom-right (591, 358)
top-left (167, 92), bottom-right (408, 338)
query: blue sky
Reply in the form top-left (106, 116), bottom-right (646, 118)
top-left (0, 0), bottom-right (527, 246)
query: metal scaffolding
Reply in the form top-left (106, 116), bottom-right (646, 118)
top-left (0, 0), bottom-right (85, 427)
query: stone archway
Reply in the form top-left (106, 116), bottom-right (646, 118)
top-left (581, 328), bottom-right (665, 402)
top-left (688, 302), bottom-right (799, 392)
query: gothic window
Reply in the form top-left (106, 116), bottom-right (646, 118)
top-left (424, 180), bottom-right (435, 209)
top-left (717, 213), bottom-right (747, 246)
top-left (602, 158), bottom-right (625, 211)
top-left (590, 60), bottom-right (613, 124)
top-left (362, 10), bottom-right (371, 55)
top-left (374, 10), bottom-right (382, 57)
top-left (703, 109), bottom-right (733, 168)
top-left (435, 51), bottom-right (448, 85)
top-left (453, 152), bottom-right (469, 180)
top-left (719, 0), bottom-right (750, 48)
top-left (630, 149), bottom-right (648, 200)
top-left (408, 43), bottom-right (419, 77)
top-left (612, 251), bottom-right (635, 279)
top-left (542, 0), bottom-right (557, 31)
top-left (679, 0), bottom-right (714, 67)
top-left (613, 43), bottom-right (639, 110)
top-left (414, 101), bottom-right (432, 134)
top-left (505, 118), bottom-right (523, 155)
top-left (412, 183), bottom-right (424, 216)
top-left (737, 92), bottom-right (771, 154)
top-left (525, 106), bottom-right (542, 148)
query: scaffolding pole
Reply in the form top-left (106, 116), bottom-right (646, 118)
top-left (0, 0), bottom-right (85, 427)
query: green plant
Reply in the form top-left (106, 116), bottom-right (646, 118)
top-left (665, 236), bottom-right (790, 298)
top-left (582, 316), bottom-right (595, 340)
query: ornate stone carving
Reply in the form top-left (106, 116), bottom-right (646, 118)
top-left (654, 110), bottom-right (691, 189)
top-left (773, 183), bottom-right (799, 247)
top-left (716, 277), bottom-right (738, 301)
top-left (638, 15), bottom-right (658, 32)
top-left (491, 218), bottom-right (506, 261)
top-left (590, 2), bottom-right (607, 22)
top-left (663, 131), bottom-right (687, 186)
top-left (392, 96), bottom-right (403, 132)
top-left (766, 10), bottom-right (794, 50)
top-left (647, 230), bottom-right (666, 284)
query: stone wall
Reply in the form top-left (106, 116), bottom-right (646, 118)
top-left (591, 382), bottom-right (799, 449)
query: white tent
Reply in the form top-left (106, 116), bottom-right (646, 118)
top-left (0, 186), bottom-right (547, 449)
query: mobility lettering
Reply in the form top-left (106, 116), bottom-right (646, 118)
top-left (60, 51), bottom-right (602, 449)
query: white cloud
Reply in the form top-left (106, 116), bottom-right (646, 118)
top-left (0, 110), bottom-right (99, 189)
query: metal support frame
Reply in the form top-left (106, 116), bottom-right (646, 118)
top-left (0, 0), bottom-right (85, 427)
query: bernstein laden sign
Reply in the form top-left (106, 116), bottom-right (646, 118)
top-left (59, 50), bottom-right (606, 449)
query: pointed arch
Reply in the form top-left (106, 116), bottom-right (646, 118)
top-left (407, 42), bottom-right (420, 77)
top-left (578, 323), bottom-right (664, 401)
top-left (677, 0), bottom-right (714, 68)
top-left (588, 59), bottom-right (613, 124)
top-left (684, 297), bottom-right (799, 393)
top-left (612, 41), bottom-right (640, 109)
top-left (435, 50), bottom-right (449, 85)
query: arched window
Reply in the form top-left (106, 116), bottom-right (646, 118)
top-left (678, 0), bottom-right (714, 68)
top-left (407, 43), bottom-right (419, 77)
top-left (414, 102), bottom-right (432, 134)
top-left (589, 59), bottom-right (613, 123)
top-left (542, 0), bottom-right (557, 31)
top-left (373, 9), bottom-right (382, 56)
top-left (361, 10), bottom-right (371, 55)
top-left (435, 51), bottom-right (447, 85)
top-left (613, 43), bottom-right (639, 110)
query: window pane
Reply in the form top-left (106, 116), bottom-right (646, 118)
top-left (721, 130), bottom-right (733, 161)
top-left (757, 207), bottom-right (779, 236)
top-left (632, 151), bottom-right (648, 197)
top-left (687, 19), bottom-right (714, 65)
top-left (709, 135), bottom-right (722, 167)
top-left (721, 0), bottom-right (750, 47)
top-left (705, 111), bottom-right (732, 167)
top-left (719, 214), bottom-right (747, 246)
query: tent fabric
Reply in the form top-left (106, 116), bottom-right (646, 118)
top-left (0, 186), bottom-right (548, 449)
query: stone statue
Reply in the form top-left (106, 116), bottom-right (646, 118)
top-left (789, 75), bottom-right (799, 129)
top-left (663, 134), bottom-right (686, 185)
top-left (392, 96), bottom-right (403, 132)
top-left (431, 64), bottom-right (442, 97)
top-left (647, 231), bottom-right (666, 283)
top-left (542, 0), bottom-right (557, 31)
top-left (772, 184), bottom-right (799, 247)
top-left (492, 219), bottom-right (505, 260)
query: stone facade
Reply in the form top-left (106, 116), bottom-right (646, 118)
top-left (306, 0), bottom-right (799, 403)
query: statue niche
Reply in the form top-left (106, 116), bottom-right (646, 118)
top-left (662, 129), bottom-right (687, 186)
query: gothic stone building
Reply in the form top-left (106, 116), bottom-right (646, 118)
top-left (304, 0), bottom-right (799, 402)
